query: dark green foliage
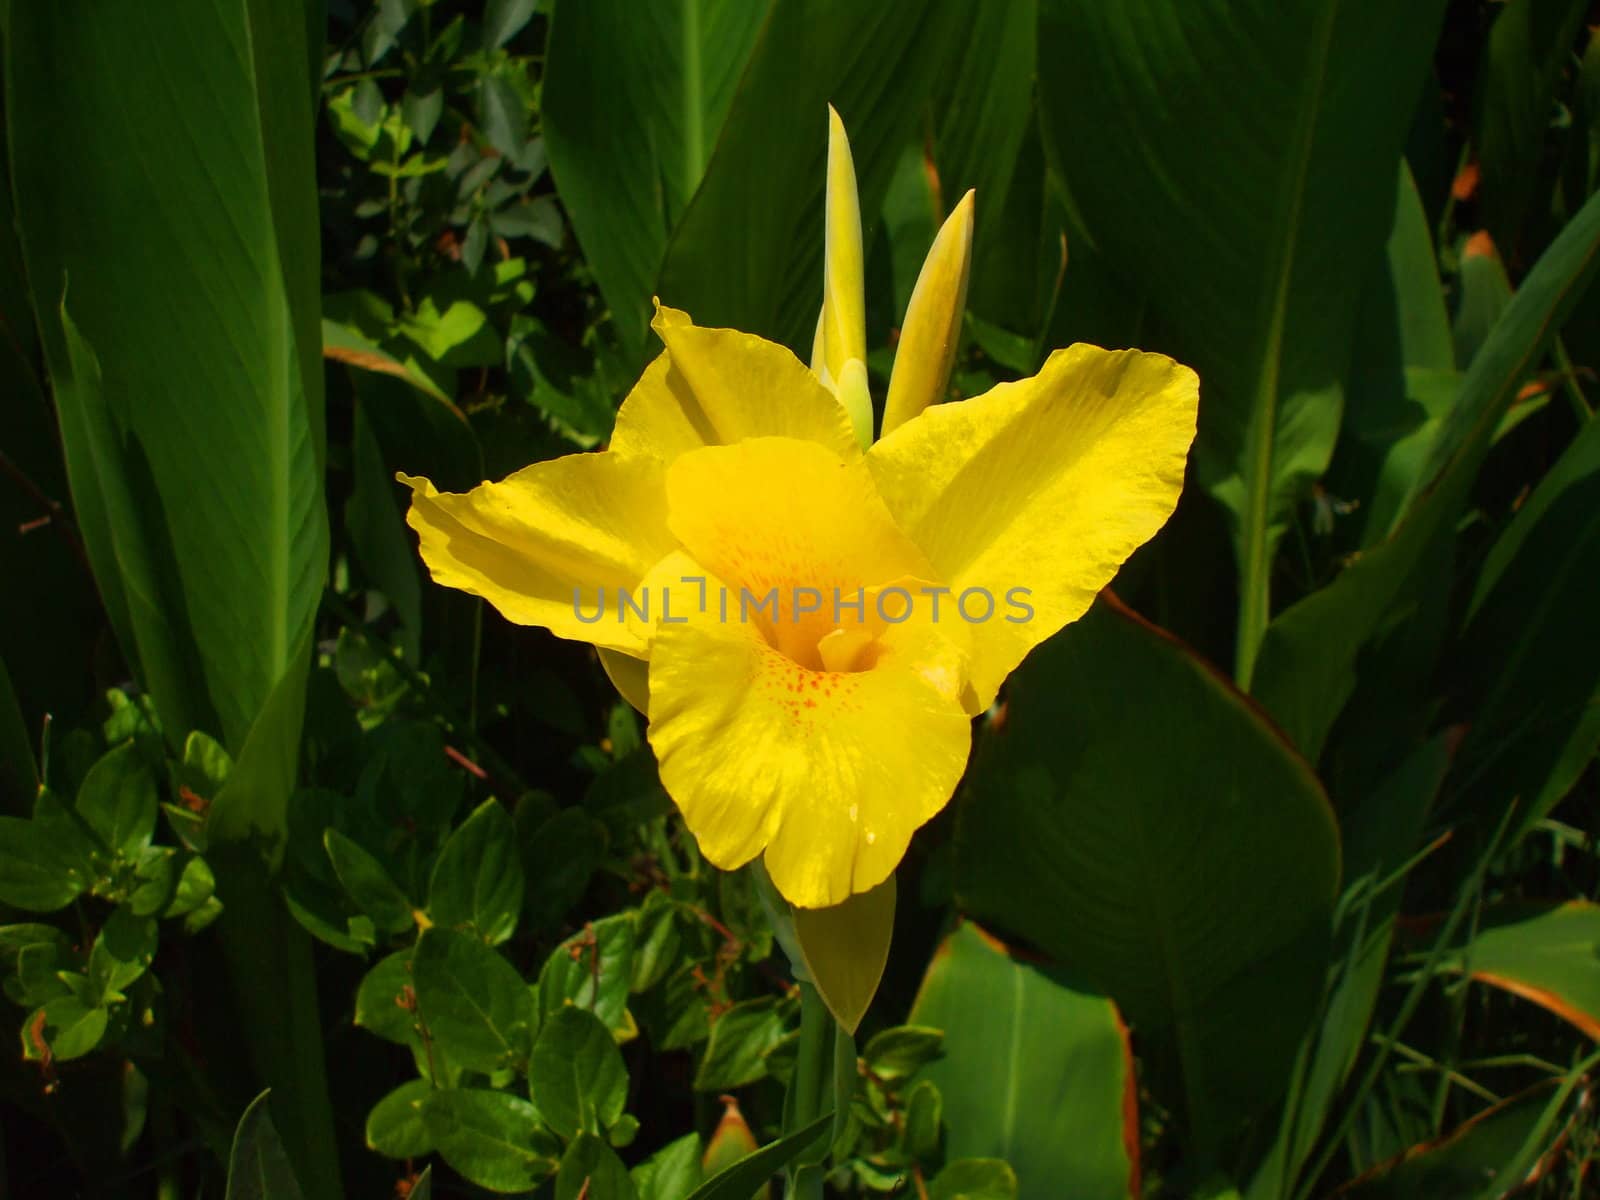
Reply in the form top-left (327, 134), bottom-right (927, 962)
top-left (3, 1), bottom-right (1600, 1197)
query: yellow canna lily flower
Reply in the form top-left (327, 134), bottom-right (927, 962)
top-left (400, 116), bottom-right (1199, 912)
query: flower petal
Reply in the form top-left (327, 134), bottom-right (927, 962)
top-left (646, 583), bottom-right (972, 908)
top-left (663, 437), bottom-right (934, 669)
top-left (866, 344), bottom-right (1198, 706)
top-left (608, 304), bottom-right (859, 463)
top-left (400, 451), bottom-right (674, 655)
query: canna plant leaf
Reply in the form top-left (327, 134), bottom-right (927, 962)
top-left (1036, 0), bottom-right (1448, 682)
top-left (657, 0), bottom-right (973, 353)
top-left (543, 0), bottom-right (771, 351)
top-left (910, 922), bottom-right (1137, 1200)
top-left (1252, 185), bottom-right (1600, 762)
top-left (956, 599), bottom-right (1339, 1150)
top-left (1437, 901), bottom-right (1600, 1040)
top-left (8, 0), bottom-right (327, 758)
top-left (1446, 402), bottom-right (1600, 840)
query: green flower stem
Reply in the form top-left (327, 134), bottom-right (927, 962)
top-left (212, 845), bottom-right (343, 1200)
top-left (785, 982), bottom-right (835, 1198)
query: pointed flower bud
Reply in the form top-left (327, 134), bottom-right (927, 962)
top-left (823, 105), bottom-right (871, 447)
top-left (882, 189), bottom-right (974, 437)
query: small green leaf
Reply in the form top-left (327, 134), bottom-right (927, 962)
top-left (556, 1131), bottom-right (638, 1200)
top-left (225, 1091), bottom-right (305, 1200)
top-left (163, 854), bottom-right (217, 919)
top-left (903, 1080), bottom-right (942, 1164)
top-left (928, 1159), bottom-right (1018, 1200)
top-left (537, 914), bottom-right (634, 1035)
top-left (530, 1005), bottom-right (629, 1140)
top-left (88, 907), bottom-right (158, 998)
top-left (428, 799), bottom-right (523, 945)
top-left (413, 928), bottom-right (533, 1073)
top-left (630, 1131), bottom-right (702, 1200)
top-left (423, 1088), bottom-right (559, 1192)
top-left (10, 940), bottom-right (73, 1007)
top-left (355, 949), bottom-right (419, 1046)
top-left (519, 805), bottom-right (606, 933)
top-left (324, 829), bottom-right (414, 936)
top-left (31, 994), bottom-right (108, 1061)
top-left (179, 730), bottom-right (233, 800)
top-left (0, 816), bottom-right (87, 911)
top-left (693, 997), bottom-right (790, 1092)
top-left (75, 739), bottom-right (157, 856)
top-left (630, 891), bottom-right (684, 995)
top-left (862, 1026), bottom-right (944, 1084)
top-left (365, 1079), bottom-right (434, 1159)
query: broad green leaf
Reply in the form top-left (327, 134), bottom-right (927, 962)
top-left (556, 1132), bottom-right (639, 1200)
top-left (632, 1132), bottom-right (704, 1200)
top-left (1448, 407), bottom-right (1600, 840)
top-left (1441, 901), bottom-right (1600, 1039)
top-left (207, 842), bottom-right (339, 1198)
top-left (423, 1088), bottom-right (560, 1192)
top-left (8, 0), bottom-right (327, 756)
top-left (658, 0), bottom-right (973, 352)
top-left (73, 740), bottom-right (157, 858)
top-left (365, 1079), bottom-right (435, 1159)
top-left (324, 829), bottom-right (415, 937)
top-left (693, 996), bottom-right (790, 1092)
top-left (928, 1160), bottom-right (1019, 1200)
top-left (792, 874), bottom-right (893, 1035)
top-left (910, 924), bottom-right (1133, 1200)
top-left (1471, 0), bottom-right (1590, 254)
top-left (1335, 1081), bottom-right (1580, 1199)
top-left (1253, 186), bottom-right (1600, 761)
top-left (530, 1005), bottom-right (629, 1140)
top-left (537, 914), bottom-right (635, 1034)
top-left (681, 1112), bottom-right (832, 1200)
top-left (928, 0), bottom-right (1038, 336)
top-left (1037, 0), bottom-right (1447, 681)
top-left (413, 928), bottom-right (533, 1073)
top-left (428, 798), bottom-right (523, 945)
top-left (542, 0), bottom-right (771, 349)
top-left (956, 601), bottom-right (1338, 1147)
top-left (225, 1092), bottom-right (305, 1200)
top-left (0, 816), bottom-right (87, 912)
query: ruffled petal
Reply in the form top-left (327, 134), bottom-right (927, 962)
top-left (400, 451), bottom-right (674, 655)
top-left (866, 344), bottom-right (1198, 706)
top-left (646, 580), bottom-right (971, 908)
top-left (608, 304), bottom-right (860, 463)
